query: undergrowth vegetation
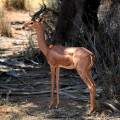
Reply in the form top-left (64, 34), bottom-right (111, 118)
top-left (0, 10), bottom-right (12, 37)
top-left (81, 1), bottom-right (120, 100)
top-left (4, 0), bottom-right (26, 9)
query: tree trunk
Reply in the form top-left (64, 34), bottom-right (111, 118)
top-left (52, 0), bottom-right (100, 45)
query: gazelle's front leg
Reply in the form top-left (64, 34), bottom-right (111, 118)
top-left (56, 67), bottom-right (60, 108)
top-left (49, 66), bottom-right (55, 109)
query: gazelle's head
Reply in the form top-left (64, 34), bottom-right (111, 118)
top-left (23, 4), bottom-right (48, 30)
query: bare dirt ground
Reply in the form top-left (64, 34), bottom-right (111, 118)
top-left (0, 10), bottom-right (120, 120)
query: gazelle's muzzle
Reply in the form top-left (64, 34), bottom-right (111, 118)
top-left (22, 21), bottom-right (31, 29)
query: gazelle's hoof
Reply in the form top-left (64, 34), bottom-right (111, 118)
top-left (55, 103), bottom-right (59, 109)
top-left (49, 104), bottom-right (53, 109)
top-left (88, 108), bottom-right (94, 115)
top-left (88, 111), bottom-right (91, 115)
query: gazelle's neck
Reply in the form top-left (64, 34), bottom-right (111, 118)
top-left (35, 23), bottom-right (49, 56)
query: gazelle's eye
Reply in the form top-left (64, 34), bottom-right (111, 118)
top-left (40, 18), bottom-right (42, 21)
top-left (39, 18), bottom-right (43, 22)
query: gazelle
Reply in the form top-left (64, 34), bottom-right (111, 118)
top-left (23, 5), bottom-right (96, 114)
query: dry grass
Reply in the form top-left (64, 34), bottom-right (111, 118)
top-left (4, 0), bottom-right (25, 10)
top-left (0, 96), bottom-right (28, 120)
top-left (3, 0), bottom-right (59, 10)
top-left (0, 10), bottom-right (12, 37)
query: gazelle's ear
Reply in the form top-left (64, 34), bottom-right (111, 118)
top-left (41, 15), bottom-right (48, 22)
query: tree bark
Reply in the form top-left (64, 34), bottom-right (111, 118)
top-left (52, 0), bottom-right (100, 45)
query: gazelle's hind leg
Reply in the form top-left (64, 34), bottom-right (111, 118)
top-left (86, 70), bottom-right (96, 114)
top-left (76, 69), bottom-right (96, 114)
top-left (56, 67), bottom-right (60, 108)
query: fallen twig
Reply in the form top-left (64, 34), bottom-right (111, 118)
top-left (103, 100), bottom-right (120, 112)
top-left (0, 89), bottom-right (51, 95)
top-left (104, 116), bottom-right (120, 120)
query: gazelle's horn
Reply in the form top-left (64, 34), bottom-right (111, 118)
top-left (32, 4), bottom-right (46, 21)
